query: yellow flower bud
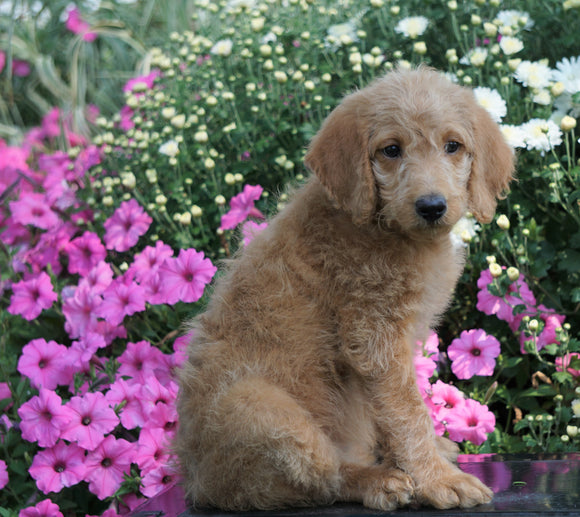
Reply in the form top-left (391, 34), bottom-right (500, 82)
top-left (561, 116), bottom-right (577, 132)
top-left (489, 263), bottom-right (503, 278)
top-left (506, 267), bottom-right (520, 282)
top-left (496, 214), bottom-right (510, 230)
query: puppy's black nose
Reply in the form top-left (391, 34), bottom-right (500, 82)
top-left (415, 194), bottom-right (447, 223)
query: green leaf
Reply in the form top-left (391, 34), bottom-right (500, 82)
top-left (552, 371), bottom-right (573, 385)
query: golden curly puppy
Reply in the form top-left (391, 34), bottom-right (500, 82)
top-left (176, 67), bottom-right (514, 511)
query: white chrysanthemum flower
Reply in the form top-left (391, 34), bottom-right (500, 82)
top-left (451, 216), bottom-right (480, 248)
top-left (514, 60), bottom-right (552, 89)
top-left (499, 36), bottom-right (524, 55)
top-left (500, 125), bottom-right (527, 149)
top-left (496, 10), bottom-right (534, 31)
top-left (327, 21), bottom-right (359, 46)
top-left (532, 89), bottom-right (552, 106)
top-left (459, 47), bottom-right (488, 67)
top-left (211, 39), bottom-right (233, 57)
top-left (159, 139), bottom-right (180, 157)
top-left (521, 119), bottom-right (563, 152)
top-left (551, 56), bottom-right (580, 94)
top-left (473, 87), bottom-right (507, 123)
top-left (394, 16), bottom-right (429, 39)
top-left (553, 92), bottom-right (580, 119)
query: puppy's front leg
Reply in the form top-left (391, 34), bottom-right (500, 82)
top-left (368, 351), bottom-right (493, 510)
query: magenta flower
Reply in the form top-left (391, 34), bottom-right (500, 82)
top-left (241, 220), bottom-right (268, 246)
top-left (18, 388), bottom-right (72, 447)
top-left (61, 392), bottom-right (119, 451)
top-left (414, 352), bottom-right (437, 398)
top-left (8, 272), bottom-right (58, 321)
top-left (62, 284), bottom-right (103, 339)
top-left (17, 338), bottom-right (68, 390)
top-left (106, 378), bottom-right (146, 430)
top-left (430, 380), bottom-right (466, 424)
top-left (85, 436), bottom-right (135, 500)
top-left (65, 7), bottom-right (97, 42)
top-left (117, 341), bottom-right (169, 384)
top-left (219, 184), bottom-right (265, 230)
top-left (130, 240), bottom-right (173, 283)
top-left (148, 402), bottom-right (178, 435)
top-left (79, 260), bottom-right (114, 294)
top-left (66, 231), bottom-right (106, 276)
top-left (519, 305), bottom-right (566, 354)
top-left (0, 459), bottom-right (8, 490)
top-left (556, 352), bottom-right (580, 377)
top-left (29, 441), bottom-right (86, 494)
top-left (9, 192), bottom-right (60, 230)
top-left (476, 269), bottom-right (536, 326)
top-left (447, 329), bottom-right (500, 380)
top-left (18, 389), bottom-right (73, 447)
top-left (139, 376), bottom-right (178, 417)
top-left (103, 199), bottom-right (152, 252)
top-left (123, 70), bottom-right (160, 93)
top-left (158, 248), bottom-right (217, 305)
top-left (137, 427), bottom-right (171, 475)
top-left (18, 499), bottom-right (64, 517)
top-left (141, 463), bottom-right (178, 498)
top-left (446, 398), bottom-right (496, 445)
top-left (96, 278), bottom-right (146, 326)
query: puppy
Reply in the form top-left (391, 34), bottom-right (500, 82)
top-left (176, 67), bottom-right (514, 511)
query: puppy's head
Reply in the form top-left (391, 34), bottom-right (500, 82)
top-left (304, 67), bottom-right (515, 236)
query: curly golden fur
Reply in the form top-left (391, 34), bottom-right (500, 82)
top-left (175, 67), bottom-right (515, 511)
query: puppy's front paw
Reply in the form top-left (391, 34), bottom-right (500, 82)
top-left (415, 466), bottom-right (492, 509)
top-left (362, 468), bottom-right (415, 511)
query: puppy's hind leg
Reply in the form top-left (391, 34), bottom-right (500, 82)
top-left (195, 376), bottom-right (341, 510)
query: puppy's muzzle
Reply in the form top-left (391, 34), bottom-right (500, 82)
top-left (415, 194), bottom-right (447, 223)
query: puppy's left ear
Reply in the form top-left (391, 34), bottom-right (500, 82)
top-left (468, 104), bottom-right (515, 223)
top-left (304, 99), bottom-right (376, 225)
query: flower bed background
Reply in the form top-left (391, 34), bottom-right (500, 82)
top-left (1, 0), bottom-right (580, 515)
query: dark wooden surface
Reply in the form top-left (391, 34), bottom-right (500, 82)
top-left (130, 454), bottom-right (580, 516)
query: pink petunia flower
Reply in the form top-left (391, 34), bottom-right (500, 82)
top-left (241, 220), bottom-right (268, 246)
top-left (65, 7), bottom-right (97, 42)
top-left (29, 441), bottom-right (86, 494)
top-left (147, 402), bottom-right (178, 435)
top-left (219, 184), bottom-right (265, 230)
top-left (519, 305), bottom-right (566, 354)
top-left (446, 398), bottom-right (495, 445)
top-left (18, 389), bottom-right (73, 448)
top-left (62, 284), bottom-right (103, 339)
top-left (66, 231), bottom-right (106, 276)
top-left (85, 435), bottom-right (135, 500)
top-left (17, 338), bottom-right (69, 390)
top-left (106, 378), bottom-right (146, 430)
top-left (141, 463), bottom-right (178, 498)
top-left (103, 199), bottom-right (152, 252)
top-left (430, 380), bottom-right (466, 425)
top-left (447, 329), bottom-right (500, 380)
top-left (79, 260), bottom-right (114, 294)
top-left (18, 499), bottom-right (64, 517)
top-left (8, 272), bottom-right (58, 321)
top-left (476, 269), bottom-right (536, 327)
top-left (117, 341), bottom-right (169, 385)
top-left (136, 427), bottom-right (172, 475)
top-left (556, 352), bottom-right (580, 377)
top-left (139, 376), bottom-right (178, 418)
top-left (158, 248), bottom-right (217, 305)
top-left (129, 240), bottom-right (173, 283)
top-left (96, 277), bottom-right (146, 326)
top-left (0, 459), bottom-right (8, 490)
top-left (61, 392), bottom-right (119, 451)
top-left (9, 192), bottom-right (60, 230)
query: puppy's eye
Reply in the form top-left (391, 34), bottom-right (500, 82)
top-left (382, 145), bottom-right (402, 159)
top-left (445, 141), bottom-right (461, 154)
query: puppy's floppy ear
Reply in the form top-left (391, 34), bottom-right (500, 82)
top-left (468, 104), bottom-right (515, 223)
top-left (304, 100), bottom-right (376, 225)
